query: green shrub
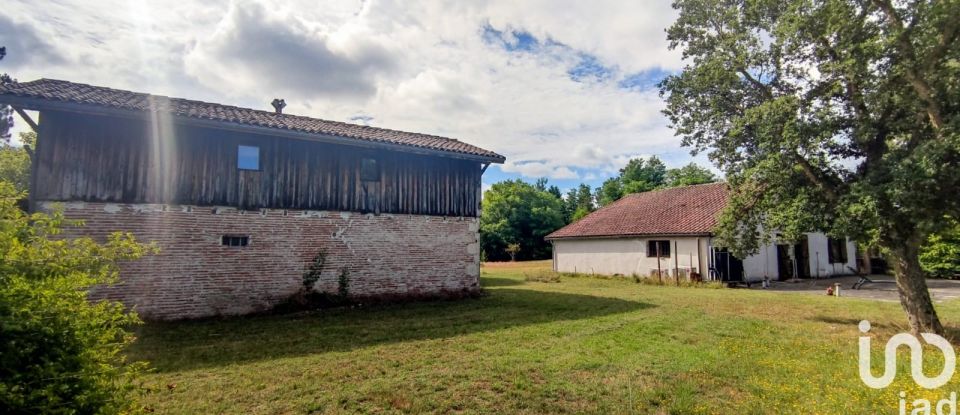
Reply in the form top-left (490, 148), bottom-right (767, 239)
top-left (0, 132), bottom-right (33, 193)
top-left (0, 182), bottom-right (155, 413)
top-left (920, 218), bottom-right (960, 279)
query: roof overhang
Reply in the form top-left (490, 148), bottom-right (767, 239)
top-left (0, 94), bottom-right (506, 164)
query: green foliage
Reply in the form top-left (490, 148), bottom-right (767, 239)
top-left (920, 218), bottom-right (960, 278)
top-left (563, 183), bottom-right (595, 222)
top-left (480, 179), bottom-right (566, 261)
top-left (302, 250), bottom-right (327, 290)
top-left (505, 243), bottom-right (521, 261)
top-left (595, 177), bottom-right (623, 207)
top-left (0, 181), bottom-right (156, 413)
top-left (571, 206), bottom-right (591, 222)
top-left (0, 132), bottom-right (34, 193)
top-left (661, 0), bottom-right (960, 256)
top-left (664, 163), bottom-right (717, 187)
top-left (596, 156), bottom-right (716, 207)
top-left (660, 0), bottom-right (959, 332)
top-left (620, 156), bottom-right (666, 191)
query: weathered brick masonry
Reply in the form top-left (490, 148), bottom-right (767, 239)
top-left (43, 201), bottom-right (481, 321)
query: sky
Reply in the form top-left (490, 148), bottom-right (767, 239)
top-left (1, 0), bottom-right (711, 193)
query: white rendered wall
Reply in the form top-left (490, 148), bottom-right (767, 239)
top-left (553, 237), bottom-right (708, 277)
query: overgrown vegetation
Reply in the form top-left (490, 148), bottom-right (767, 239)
top-left (302, 250), bottom-right (327, 290)
top-left (522, 269), bottom-right (561, 283)
top-left (0, 182), bottom-right (156, 413)
top-left (559, 270), bottom-right (727, 289)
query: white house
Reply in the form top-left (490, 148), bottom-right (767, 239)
top-left (545, 183), bottom-right (857, 282)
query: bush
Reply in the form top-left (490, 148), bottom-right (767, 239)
top-left (920, 218), bottom-right (960, 279)
top-left (0, 182), bottom-right (155, 413)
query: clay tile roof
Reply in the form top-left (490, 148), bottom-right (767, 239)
top-left (0, 78), bottom-right (505, 162)
top-left (546, 182), bottom-right (729, 239)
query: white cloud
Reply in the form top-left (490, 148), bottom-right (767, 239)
top-left (0, 0), bottom-right (695, 182)
top-left (501, 161), bottom-right (580, 180)
top-left (184, 0), bottom-right (399, 101)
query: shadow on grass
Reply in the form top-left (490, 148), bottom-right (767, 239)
top-left (811, 316), bottom-right (865, 327)
top-left (130, 288), bottom-right (652, 373)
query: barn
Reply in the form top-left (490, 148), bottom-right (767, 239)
top-left (546, 183), bottom-right (858, 282)
top-left (0, 78), bottom-right (504, 320)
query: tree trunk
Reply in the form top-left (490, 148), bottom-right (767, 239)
top-left (886, 240), bottom-right (944, 335)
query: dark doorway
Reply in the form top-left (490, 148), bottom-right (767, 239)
top-left (794, 236), bottom-right (811, 278)
top-left (713, 248), bottom-right (744, 282)
top-left (776, 244), bottom-right (794, 281)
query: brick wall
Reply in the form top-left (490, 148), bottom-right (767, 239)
top-left (41, 201), bottom-right (481, 321)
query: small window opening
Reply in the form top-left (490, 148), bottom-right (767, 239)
top-left (647, 240), bottom-right (671, 258)
top-left (828, 237), bottom-right (847, 263)
top-left (361, 157), bottom-right (379, 181)
top-left (222, 235), bottom-right (249, 247)
top-left (238, 145), bottom-right (260, 170)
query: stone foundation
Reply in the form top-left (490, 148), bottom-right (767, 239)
top-left (42, 201), bottom-right (480, 320)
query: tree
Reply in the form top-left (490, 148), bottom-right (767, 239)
top-left (0, 132), bottom-right (34, 192)
top-left (546, 184), bottom-right (563, 201)
top-left (562, 183), bottom-right (595, 222)
top-left (480, 179), bottom-right (566, 261)
top-left (620, 156), bottom-right (667, 194)
top-left (596, 177), bottom-right (624, 207)
top-left (505, 243), bottom-right (521, 262)
top-left (0, 181), bottom-right (156, 412)
top-left (664, 163), bottom-right (717, 187)
top-left (661, 0), bottom-right (959, 334)
top-left (595, 157), bottom-right (716, 207)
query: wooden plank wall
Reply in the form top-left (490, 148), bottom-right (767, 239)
top-left (34, 111), bottom-right (482, 217)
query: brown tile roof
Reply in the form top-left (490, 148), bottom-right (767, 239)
top-left (0, 78), bottom-right (505, 162)
top-left (546, 182), bottom-right (729, 239)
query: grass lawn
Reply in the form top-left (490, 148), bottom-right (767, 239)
top-left (130, 261), bottom-right (960, 414)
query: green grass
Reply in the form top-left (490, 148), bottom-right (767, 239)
top-left (129, 261), bottom-right (960, 414)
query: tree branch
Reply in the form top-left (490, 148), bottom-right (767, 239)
top-left (739, 69), bottom-right (773, 99)
top-left (872, 0), bottom-right (945, 131)
top-left (793, 152), bottom-right (839, 202)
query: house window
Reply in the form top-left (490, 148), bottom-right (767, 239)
top-left (221, 235), bottom-right (249, 247)
top-left (647, 240), bottom-right (671, 258)
top-left (828, 237), bottom-right (847, 263)
top-left (360, 158), bottom-right (379, 181)
top-left (237, 145), bottom-right (260, 170)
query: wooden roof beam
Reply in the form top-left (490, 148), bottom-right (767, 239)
top-left (12, 106), bottom-right (38, 133)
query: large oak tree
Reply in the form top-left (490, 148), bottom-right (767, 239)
top-left (661, 0), bottom-right (959, 334)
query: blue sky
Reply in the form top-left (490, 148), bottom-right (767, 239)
top-left (2, 0), bottom-right (710, 193)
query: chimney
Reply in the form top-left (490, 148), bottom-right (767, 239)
top-left (271, 98), bottom-right (286, 114)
